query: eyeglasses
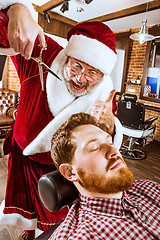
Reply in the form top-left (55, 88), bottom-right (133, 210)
top-left (68, 58), bottom-right (104, 82)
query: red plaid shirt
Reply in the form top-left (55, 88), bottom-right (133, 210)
top-left (49, 180), bottom-right (160, 239)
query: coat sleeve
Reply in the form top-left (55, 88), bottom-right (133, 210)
top-left (112, 94), bottom-right (117, 116)
top-left (0, 0), bottom-right (36, 19)
top-left (0, 9), bottom-right (20, 56)
top-left (0, 0), bottom-right (36, 56)
top-left (0, 10), bottom-right (10, 48)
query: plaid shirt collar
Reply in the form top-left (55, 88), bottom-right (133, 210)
top-left (79, 193), bottom-right (125, 217)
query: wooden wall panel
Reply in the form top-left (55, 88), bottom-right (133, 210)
top-left (38, 13), bottom-right (74, 38)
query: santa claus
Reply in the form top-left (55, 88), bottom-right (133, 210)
top-left (0, 1), bottom-right (122, 239)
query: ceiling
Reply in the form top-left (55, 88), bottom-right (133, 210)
top-left (31, 0), bottom-right (160, 35)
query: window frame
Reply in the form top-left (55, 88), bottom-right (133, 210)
top-left (114, 31), bottom-right (130, 95)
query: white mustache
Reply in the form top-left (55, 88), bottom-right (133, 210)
top-left (69, 76), bottom-right (89, 87)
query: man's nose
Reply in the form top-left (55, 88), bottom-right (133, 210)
top-left (76, 73), bottom-right (88, 83)
top-left (103, 144), bottom-right (120, 160)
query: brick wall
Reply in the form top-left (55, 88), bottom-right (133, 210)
top-left (7, 57), bottom-right (20, 91)
top-left (6, 29), bottom-right (160, 142)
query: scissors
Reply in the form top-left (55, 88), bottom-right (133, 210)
top-left (31, 46), bottom-right (62, 91)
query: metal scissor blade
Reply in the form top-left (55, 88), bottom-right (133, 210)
top-left (39, 62), bottom-right (62, 81)
top-left (31, 57), bottom-right (44, 90)
top-left (31, 57), bottom-right (62, 82)
top-left (38, 64), bottom-right (44, 91)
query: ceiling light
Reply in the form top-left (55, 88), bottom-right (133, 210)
top-left (129, 2), bottom-right (155, 45)
top-left (44, 11), bottom-right (51, 23)
top-left (60, 0), bottom-right (69, 13)
top-left (77, 7), bottom-right (84, 12)
top-left (130, 19), bottom-right (155, 45)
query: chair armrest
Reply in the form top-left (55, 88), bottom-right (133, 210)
top-left (35, 220), bottom-right (64, 240)
top-left (144, 117), bottom-right (158, 129)
top-left (6, 107), bottom-right (17, 120)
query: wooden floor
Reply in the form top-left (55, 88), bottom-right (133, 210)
top-left (123, 140), bottom-right (160, 184)
top-left (0, 139), bottom-right (160, 239)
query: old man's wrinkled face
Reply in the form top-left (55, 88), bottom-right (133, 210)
top-left (71, 124), bottom-right (133, 194)
top-left (63, 57), bottom-right (104, 97)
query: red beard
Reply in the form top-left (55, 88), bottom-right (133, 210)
top-left (77, 157), bottom-right (133, 194)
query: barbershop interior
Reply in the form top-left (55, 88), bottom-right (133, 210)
top-left (0, 0), bottom-right (160, 239)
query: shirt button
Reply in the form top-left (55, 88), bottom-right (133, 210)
top-left (141, 218), bottom-right (146, 224)
top-left (118, 213), bottom-right (123, 217)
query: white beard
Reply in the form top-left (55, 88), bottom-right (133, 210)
top-left (63, 64), bottom-right (103, 98)
top-left (63, 64), bottom-right (94, 97)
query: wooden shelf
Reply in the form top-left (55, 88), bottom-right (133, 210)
top-left (145, 104), bottom-right (160, 112)
top-left (124, 82), bottom-right (141, 86)
top-left (140, 95), bottom-right (160, 104)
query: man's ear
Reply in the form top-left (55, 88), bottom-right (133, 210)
top-left (59, 164), bottom-right (78, 182)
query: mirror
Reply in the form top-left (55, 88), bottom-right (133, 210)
top-left (140, 25), bottom-right (160, 103)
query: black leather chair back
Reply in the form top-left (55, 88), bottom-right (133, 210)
top-left (117, 94), bottom-right (145, 130)
top-left (38, 170), bottom-right (79, 213)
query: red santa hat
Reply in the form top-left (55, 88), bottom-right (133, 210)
top-left (64, 21), bottom-right (117, 75)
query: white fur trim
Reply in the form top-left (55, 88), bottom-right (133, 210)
top-left (46, 49), bottom-right (74, 116)
top-left (64, 34), bottom-right (117, 75)
top-left (24, 108), bottom-right (123, 156)
top-left (0, 47), bottom-right (19, 56)
top-left (0, 200), bottom-right (37, 230)
top-left (0, 0), bottom-right (36, 19)
top-left (113, 117), bottom-right (123, 150)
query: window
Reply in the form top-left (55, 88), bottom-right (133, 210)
top-left (111, 31), bottom-right (130, 94)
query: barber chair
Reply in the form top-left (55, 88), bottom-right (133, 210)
top-left (117, 94), bottom-right (158, 160)
top-left (36, 170), bottom-right (79, 240)
top-left (0, 88), bottom-right (18, 137)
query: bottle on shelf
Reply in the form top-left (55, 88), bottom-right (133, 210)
top-left (121, 93), bottom-right (125, 100)
top-left (136, 76), bottom-right (141, 84)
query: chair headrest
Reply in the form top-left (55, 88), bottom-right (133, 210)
top-left (124, 94), bottom-right (137, 102)
top-left (38, 170), bottom-right (79, 212)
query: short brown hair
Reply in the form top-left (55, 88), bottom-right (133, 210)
top-left (51, 112), bottom-right (104, 169)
